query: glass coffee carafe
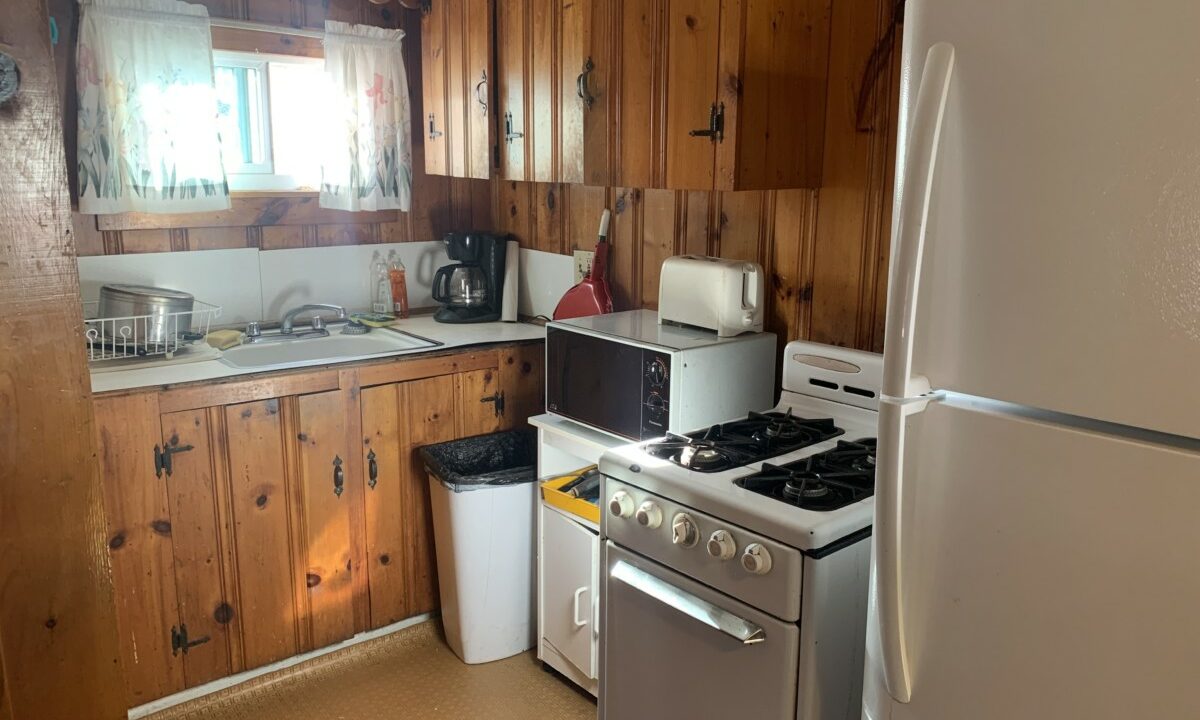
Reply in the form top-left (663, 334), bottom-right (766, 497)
top-left (433, 263), bottom-right (489, 307)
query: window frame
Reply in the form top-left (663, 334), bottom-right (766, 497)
top-left (212, 50), bottom-right (327, 193)
top-left (212, 51), bottom-right (274, 177)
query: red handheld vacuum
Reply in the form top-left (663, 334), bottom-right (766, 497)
top-left (553, 209), bottom-right (614, 320)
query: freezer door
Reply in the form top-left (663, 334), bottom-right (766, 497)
top-left (867, 395), bottom-right (1200, 719)
top-left (891, 0), bottom-right (1200, 437)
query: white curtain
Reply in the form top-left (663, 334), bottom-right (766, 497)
top-left (320, 21), bottom-right (412, 212)
top-left (76, 0), bottom-right (230, 214)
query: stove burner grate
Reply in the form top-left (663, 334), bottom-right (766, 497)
top-left (642, 410), bottom-right (845, 473)
top-left (735, 438), bottom-right (877, 511)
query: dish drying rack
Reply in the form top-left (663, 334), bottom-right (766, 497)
top-left (83, 300), bottom-right (222, 361)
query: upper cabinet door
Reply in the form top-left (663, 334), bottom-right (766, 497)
top-left (421, 0), bottom-right (450, 175)
top-left (464, 0), bottom-right (494, 179)
top-left (560, 0), bottom-right (611, 186)
top-left (663, 0), bottom-right (722, 190)
top-left (496, 0), bottom-right (528, 180)
top-left (614, 0), bottom-right (663, 189)
top-left (714, 0), bottom-right (831, 190)
top-left (423, 0), bottom-right (494, 179)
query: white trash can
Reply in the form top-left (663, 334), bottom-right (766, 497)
top-left (420, 430), bottom-right (538, 664)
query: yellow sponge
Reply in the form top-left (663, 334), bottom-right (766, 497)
top-left (206, 329), bottom-right (244, 350)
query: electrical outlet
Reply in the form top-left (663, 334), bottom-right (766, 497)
top-left (574, 250), bottom-right (595, 283)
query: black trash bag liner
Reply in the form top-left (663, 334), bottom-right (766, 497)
top-left (419, 429), bottom-right (538, 493)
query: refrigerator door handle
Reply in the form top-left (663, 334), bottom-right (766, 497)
top-left (881, 42), bottom-right (957, 402)
top-left (875, 40), bottom-right (956, 706)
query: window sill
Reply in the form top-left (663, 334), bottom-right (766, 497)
top-left (230, 190), bottom-right (319, 198)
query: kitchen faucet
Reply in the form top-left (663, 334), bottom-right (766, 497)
top-left (244, 303), bottom-right (348, 344)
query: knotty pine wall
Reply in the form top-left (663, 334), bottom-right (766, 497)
top-left (494, 0), bottom-right (901, 353)
top-left (54, 0), bottom-right (899, 354)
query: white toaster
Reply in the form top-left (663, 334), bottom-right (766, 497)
top-left (657, 255), bottom-right (765, 337)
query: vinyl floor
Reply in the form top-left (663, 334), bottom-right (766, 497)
top-left (147, 621), bottom-right (597, 720)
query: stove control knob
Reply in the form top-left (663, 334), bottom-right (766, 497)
top-left (635, 501), bottom-right (663, 529)
top-left (609, 491), bottom-right (635, 519)
top-left (707, 530), bottom-right (737, 561)
top-left (741, 543), bottom-right (773, 575)
top-left (671, 513), bottom-right (699, 547)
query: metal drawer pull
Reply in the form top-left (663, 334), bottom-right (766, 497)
top-left (577, 57), bottom-right (595, 108)
top-left (610, 560), bottom-right (765, 645)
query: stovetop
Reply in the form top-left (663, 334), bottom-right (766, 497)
top-left (599, 393), bottom-right (880, 551)
top-left (643, 410), bottom-right (844, 473)
top-left (734, 438), bottom-right (876, 511)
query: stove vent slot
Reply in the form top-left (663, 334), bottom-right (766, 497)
top-left (809, 378), bottom-right (839, 391)
top-left (843, 385), bottom-right (877, 399)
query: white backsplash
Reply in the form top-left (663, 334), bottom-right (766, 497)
top-left (78, 248), bottom-right (263, 325)
top-left (76, 242), bottom-right (579, 327)
top-left (258, 242), bottom-right (448, 320)
top-left (518, 248), bottom-right (575, 319)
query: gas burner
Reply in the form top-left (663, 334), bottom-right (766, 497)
top-left (736, 438), bottom-right (878, 511)
top-left (644, 411), bottom-right (844, 472)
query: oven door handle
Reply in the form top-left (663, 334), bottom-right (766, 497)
top-left (611, 560), bottom-right (766, 645)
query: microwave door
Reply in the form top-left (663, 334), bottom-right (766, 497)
top-left (549, 329), bottom-right (646, 439)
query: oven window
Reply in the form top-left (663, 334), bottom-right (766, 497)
top-left (547, 327), bottom-right (645, 439)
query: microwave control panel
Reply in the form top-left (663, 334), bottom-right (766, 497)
top-left (641, 351), bottom-right (672, 437)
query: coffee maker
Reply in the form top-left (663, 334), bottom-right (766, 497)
top-left (432, 232), bottom-right (507, 323)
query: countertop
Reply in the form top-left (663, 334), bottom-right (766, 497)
top-left (90, 315), bottom-right (546, 394)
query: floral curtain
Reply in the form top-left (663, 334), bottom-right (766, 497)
top-left (76, 0), bottom-right (230, 214)
top-left (320, 22), bottom-right (412, 212)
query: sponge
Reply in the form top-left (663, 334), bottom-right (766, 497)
top-left (349, 312), bottom-right (397, 328)
top-left (205, 329), bottom-right (244, 350)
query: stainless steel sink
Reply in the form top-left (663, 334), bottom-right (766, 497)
top-left (220, 327), bottom-right (440, 370)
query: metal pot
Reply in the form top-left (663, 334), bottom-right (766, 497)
top-left (98, 284), bottom-right (194, 345)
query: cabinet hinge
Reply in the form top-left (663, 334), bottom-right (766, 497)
top-left (689, 102), bottom-right (725, 143)
top-left (154, 442), bottom-right (195, 478)
top-left (480, 391), bottom-right (506, 417)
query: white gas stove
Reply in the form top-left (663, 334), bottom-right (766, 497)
top-left (598, 341), bottom-right (881, 720)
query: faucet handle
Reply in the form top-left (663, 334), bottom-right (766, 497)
top-left (311, 316), bottom-right (326, 331)
top-left (246, 321), bottom-right (262, 339)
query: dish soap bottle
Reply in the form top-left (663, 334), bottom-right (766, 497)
top-left (388, 251), bottom-right (409, 319)
top-left (372, 251), bottom-right (393, 315)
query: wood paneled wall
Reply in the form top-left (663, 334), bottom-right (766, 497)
top-left (496, 0), bottom-right (902, 352)
top-left (50, 0), bottom-right (493, 257)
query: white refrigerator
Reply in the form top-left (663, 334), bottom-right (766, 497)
top-left (864, 2), bottom-right (1200, 719)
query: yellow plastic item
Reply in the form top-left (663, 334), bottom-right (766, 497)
top-left (540, 466), bottom-right (601, 524)
top-left (205, 329), bottom-right (244, 350)
top-left (350, 312), bottom-right (398, 328)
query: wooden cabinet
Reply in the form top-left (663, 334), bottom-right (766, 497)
top-left (95, 343), bottom-right (544, 708)
top-left (422, 0), bottom-right (495, 179)
top-left (439, 0), bottom-right (833, 189)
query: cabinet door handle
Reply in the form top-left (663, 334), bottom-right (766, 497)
top-left (576, 57), bottom-right (595, 108)
top-left (572, 586), bottom-right (589, 628)
top-left (367, 449), bottom-right (378, 490)
top-left (480, 391), bottom-right (505, 417)
top-left (333, 456), bottom-right (344, 497)
top-left (428, 113), bottom-right (443, 139)
top-left (504, 112), bottom-right (524, 144)
top-left (475, 70), bottom-right (488, 116)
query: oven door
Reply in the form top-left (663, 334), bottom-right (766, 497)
top-left (600, 541), bottom-right (799, 720)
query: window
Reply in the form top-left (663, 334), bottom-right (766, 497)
top-left (212, 51), bottom-right (332, 191)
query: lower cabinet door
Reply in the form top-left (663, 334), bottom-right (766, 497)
top-left (296, 390), bottom-right (356, 650)
top-left (542, 506), bottom-right (598, 678)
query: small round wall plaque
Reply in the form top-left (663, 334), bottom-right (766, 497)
top-left (0, 53), bottom-right (19, 105)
